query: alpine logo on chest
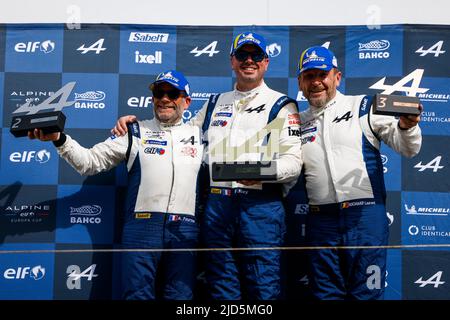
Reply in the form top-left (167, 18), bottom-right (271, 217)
top-left (332, 111), bottom-right (353, 123)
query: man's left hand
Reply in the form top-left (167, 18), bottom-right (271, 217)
top-left (399, 104), bottom-right (423, 129)
top-left (238, 180), bottom-right (262, 186)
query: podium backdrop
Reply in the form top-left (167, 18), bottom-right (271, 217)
top-left (0, 23), bottom-right (449, 300)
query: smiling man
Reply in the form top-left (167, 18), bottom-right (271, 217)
top-left (297, 46), bottom-right (422, 300)
top-left (189, 32), bottom-right (302, 300)
top-left (28, 70), bottom-right (204, 300)
top-left (110, 33), bottom-right (302, 300)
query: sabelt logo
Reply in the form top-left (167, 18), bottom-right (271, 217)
top-left (381, 154), bottom-right (388, 173)
top-left (9, 149), bottom-right (51, 164)
top-left (4, 265), bottom-right (46, 280)
top-left (128, 32), bottom-right (169, 43)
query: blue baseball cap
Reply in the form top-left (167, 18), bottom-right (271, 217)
top-left (297, 46), bottom-right (338, 75)
top-left (150, 70), bottom-right (190, 96)
top-left (230, 32), bottom-right (267, 56)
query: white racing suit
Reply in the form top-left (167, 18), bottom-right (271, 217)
top-left (300, 91), bottom-right (422, 299)
top-left (55, 118), bottom-right (203, 300)
top-left (190, 81), bottom-right (302, 299)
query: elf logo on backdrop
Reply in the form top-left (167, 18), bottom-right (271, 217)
top-left (190, 41), bottom-right (220, 57)
top-left (369, 68), bottom-right (429, 97)
top-left (15, 40), bottom-right (55, 54)
top-left (416, 41), bottom-right (446, 57)
top-left (9, 149), bottom-right (51, 164)
top-left (128, 96), bottom-right (152, 108)
top-left (77, 38), bottom-right (106, 54)
top-left (3, 265), bottom-right (46, 280)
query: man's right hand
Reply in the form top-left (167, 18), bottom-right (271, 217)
top-left (28, 129), bottom-right (60, 141)
top-left (110, 115), bottom-right (137, 136)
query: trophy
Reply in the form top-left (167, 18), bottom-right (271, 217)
top-left (212, 161), bottom-right (277, 181)
top-left (10, 82), bottom-right (76, 137)
top-left (372, 93), bottom-right (421, 117)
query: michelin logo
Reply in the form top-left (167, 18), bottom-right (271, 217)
top-left (405, 204), bottom-right (449, 216)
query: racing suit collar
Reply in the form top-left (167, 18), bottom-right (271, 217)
top-left (233, 81), bottom-right (266, 110)
top-left (234, 80), bottom-right (267, 96)
top-left (157, 117), bottom-right (183, 129)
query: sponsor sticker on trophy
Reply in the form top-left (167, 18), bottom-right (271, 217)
top-left (212, 161), bottom-right (277, 181)
top-left (373, 93), bottom-right (421, 117)
top-left (10, 82), bottom-right (76, 137)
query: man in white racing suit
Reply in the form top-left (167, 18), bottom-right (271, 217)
top-left (297, 46), bottom-right (422, 299)
top-left (28, 70), bottom-right (203, 300)
top-left (189, 32), bottom-right (302, 300)
top-left (111, 32), bottom-right (302, 300)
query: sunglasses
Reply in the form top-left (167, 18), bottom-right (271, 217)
top-left (233, 50), bottom-right (266, 62)
top-left (152, 88), bottom-right (185, 100)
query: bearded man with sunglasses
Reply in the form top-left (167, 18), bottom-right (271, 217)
top-left (28, 70), bottom-right (203, 300)
top-left (112, 32), bottom-right (302, 300)
top-left (191, 32), bottom-right (302, 300)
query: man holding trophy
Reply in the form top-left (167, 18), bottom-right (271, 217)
top-left (112, 32), bottom-right (303, 300)
top-left (26, 70), bottom-right (203, 300)
top-left (296, 46), bottom-right (422, 300)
